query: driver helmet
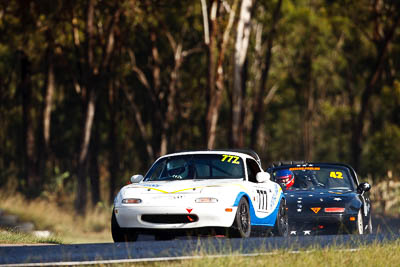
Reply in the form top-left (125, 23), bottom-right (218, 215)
top-left (275, 169), bottom-right (295, 189)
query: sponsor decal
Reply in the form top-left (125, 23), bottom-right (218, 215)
top-left (311, 207), bottom-right (321, 214)
top-left (333, 197), bottom-right (342, 201)
top-left (289, 167), bottom-right (320, 171)
top-left (143, 187), bottom-right (199, 194)
top-left (141, 184), bottom-right (161, 187)
top-left (329, 191), bottom-right (343, 195)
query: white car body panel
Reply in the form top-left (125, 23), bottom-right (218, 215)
top-left (114, 151), bottom-right (284, 230)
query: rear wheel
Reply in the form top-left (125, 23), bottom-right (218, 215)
top-left (229, 198), bottom-right (251, 238)
top-left (111, 209), bottom-right (138, 242)
top-left (273, 199), bottom-right (289, 237)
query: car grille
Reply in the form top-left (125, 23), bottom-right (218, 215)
top-left (141, 214), bottom-right (199, 224)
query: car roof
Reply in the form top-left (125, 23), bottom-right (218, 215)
top-left (159, 149), bottom-right (262, 165)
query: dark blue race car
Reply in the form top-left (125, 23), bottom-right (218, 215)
top-left (267, 162), bottom-right (372, 236)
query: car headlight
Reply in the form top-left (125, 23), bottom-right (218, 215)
top-left (195, 197), bottom-right (218, 203)
top-left (122, 198), bottom-right (142, 204)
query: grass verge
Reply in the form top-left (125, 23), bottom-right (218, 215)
top-left (0, 230), bottom-right (62, 245)
top-left (0, 190), bottom-right (112, 244)
top-left (98, 240), bottom-right (400, 267)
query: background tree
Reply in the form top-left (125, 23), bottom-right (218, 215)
top-left (0, 0), bottom-right (399, 214)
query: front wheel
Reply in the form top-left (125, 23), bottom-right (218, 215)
top-left (273, 199), bottom-right (288, 237)
top-left (367, 215), bottom-right (373, 234)
top-left (353, 209), bottom-right (364, 235)
top-left (111, 209), bottom-right (138, 242)
top-left (229, 198), bottom-right (251, 238)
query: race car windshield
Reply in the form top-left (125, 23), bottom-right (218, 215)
top-left (144, 154), bottom-right (245, 181)
top-left (272, 166), bottom-right (355, 191)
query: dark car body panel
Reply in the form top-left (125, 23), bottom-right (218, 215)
top-left (267, 162), bottom-right (372, 235)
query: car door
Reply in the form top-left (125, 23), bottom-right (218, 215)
top-left (246, 158), bottom-right (272, 215)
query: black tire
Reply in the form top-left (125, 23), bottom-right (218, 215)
top-left (111, 209), bottom-right (138, 242)
top-left (229, 198), bottom-right (251, 238)
top-left (273, 199), bottom-right (288, 237)
top-left (353, 209), bottom-right (364, 235)
top-left (367, 214), bottom-right (373, 234)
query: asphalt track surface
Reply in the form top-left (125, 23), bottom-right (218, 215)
top-left (1, 215), bottom-right (399, 266)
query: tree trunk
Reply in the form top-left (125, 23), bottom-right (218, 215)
top-left (351, 12), bottom-right (400, 171)
top-left (39, 37), bottom-right (55, 182)
top-left (122, 84), bottom-right (155, 161)
top-left (250, 0), bottom-right (282, 149)
top-left (75, 88), bottom-right (96, 214)
top-left (75, 0), bottom-right (120, 213)
top-left (303, 70), bottom-right (314, 161)
top-left (108, 83), bottom-right (119, 204)
top-left (204, 0), bottom-right (238, 149)
top-left (19, 50), bottom-right (38, 194)
top-left (43, 46), bottom-right (55, 153)
top-left (89, 114), bottom-right (100, 206)
top-left (232, 0), bottom-right (253, 148)
top-left (75, 0), bottom-right (96, 215)
top-left (205, 0), bottom-right (220, 149)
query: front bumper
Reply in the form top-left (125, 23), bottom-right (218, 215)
top-left (114, 204), bottom-right (237, 229)
top-left (289, 213), bottom-right (358, 235)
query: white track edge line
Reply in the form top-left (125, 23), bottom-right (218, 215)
top-left (0, 248), bottom-right (361, 267)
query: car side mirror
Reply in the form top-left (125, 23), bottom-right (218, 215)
top-left (357, 182), bottom-right (371, 193)
top-left (130, 174), bottom-right (144, 183)
top-left (256, 172), bottom-right (270, 183)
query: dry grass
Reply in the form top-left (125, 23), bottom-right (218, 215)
top-left (0, 230), bottom-right (62, 244)
top-left (97, 241), bottom-right (400, 267)
top-left (0, 190), bottom-right (112, 244)
top-left (0, 189), bottom-right (399, 265)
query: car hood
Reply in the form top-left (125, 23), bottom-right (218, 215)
top-left (122, 178), bottom-right (245, 195)
top-left (284, 188), bottom-right (358, 216)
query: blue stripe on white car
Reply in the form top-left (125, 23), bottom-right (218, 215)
top-left (233, 192), bottom-right (283, 227)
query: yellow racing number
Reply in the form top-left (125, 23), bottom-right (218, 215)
top-left (330, 171), bottom-right (343, 179)
top-left (221, 154), bottom-right (240, 164)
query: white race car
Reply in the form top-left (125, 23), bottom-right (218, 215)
top-left (112, 150), bottom-right (288, 241)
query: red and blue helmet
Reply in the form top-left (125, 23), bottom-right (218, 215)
top-left (275, 169), bottom-right (295, 189)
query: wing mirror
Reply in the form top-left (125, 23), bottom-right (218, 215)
top-left (130, 174), bottom-right (144, 184)
top-left (256, 172), bottom-right (270, 183)
top-left (357, 182), bottom-right (371, 193)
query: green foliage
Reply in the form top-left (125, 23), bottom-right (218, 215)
top-left (0, 0), bottom-right (399, 206)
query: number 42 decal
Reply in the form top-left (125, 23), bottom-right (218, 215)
top-left (330, 171), bottom-right (343, 179)
top-left (221, 154), bottom-right (240, 164)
